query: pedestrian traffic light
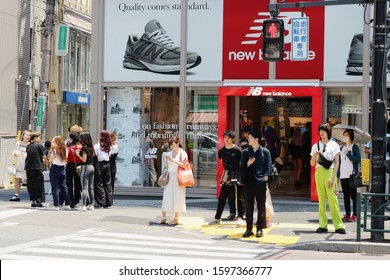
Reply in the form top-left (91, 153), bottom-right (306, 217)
top-left (262, 18), bottom-right (284, 61)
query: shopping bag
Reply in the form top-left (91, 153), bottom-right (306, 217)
top-left (158, 169), bottom-right (170, 187)
top-left (349, 172), bottom-right (362, 188)
top-left (177, 162), bottom-right (195, 187)
top-left (8, 165), bottom-right (16, 176)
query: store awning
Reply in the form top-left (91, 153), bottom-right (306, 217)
top-left (186, 112), bottom-right (218, 123)
top-left (63, 8), bottom-right (91, 33)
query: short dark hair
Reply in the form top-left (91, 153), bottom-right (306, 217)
top-left (343, 129), bottom-right (355, 142)
top-left (318, 123), bottom-right (332, 139)
top-left (249, 128), bottom-right (261, 140)
top-left (44, 140), bottom-right (51, 148)
top-left (69, 132), bottom-right (80, 143)
top-left (223, 129), bottom-right (235, 139)
top-left (242, 126), bottom-right (252, 133)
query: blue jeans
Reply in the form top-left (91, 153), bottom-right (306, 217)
top-left (81, 164), bottom-right (95, 206)
top-left (50, 165), bottom-right (70, 207)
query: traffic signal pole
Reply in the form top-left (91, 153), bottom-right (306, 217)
top-left (370, 0), bottom-right (387, 242)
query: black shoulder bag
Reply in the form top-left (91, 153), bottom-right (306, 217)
top-left (317, 142), bottom-right (333, 169)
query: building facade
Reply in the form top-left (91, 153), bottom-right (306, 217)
top-left (91, 0), bottom-right (387, 200)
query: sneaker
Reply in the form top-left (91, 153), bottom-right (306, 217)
top-left (123, 19), bottom-right (202, 73)
top-left (61, 205), bottom-right (71, 210)
top-left (226, 213), bottom-right (236, 220)
top-left (131, 155), bottom-right (141, 164)
top-left (132, 104), bottom-right (142, 114)
top-left (346, 32), bottom-right (390, 75)
top-left (342, 214), bottom-right (350, 222)
top-left (79, 206), bottom-right (87, 212)
top-left (208, 219), bottom-right (222, 225)
top-left (316, 227), bottom-right (328, 233)
top-left (335, 228), bottom-right (346, 234)
top-left (116, 156), bottom-right (126, 163)
top-left (349, 215), bottom-right (357, 222)
top-left (87, 205), bottom-right (94, 211)
top-left (111, 103), bottom-right (125, 114)
top-left (114, 129), bottom-right (125, 139)
top-left (9, 195), bottom-right (20, 202)
top-left (236, 217), bottom-right (245, 225)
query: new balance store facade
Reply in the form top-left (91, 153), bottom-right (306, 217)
top-left (91, 0), bottom-right (373, 200)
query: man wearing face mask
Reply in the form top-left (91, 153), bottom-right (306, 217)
top-left (337, 129), bottom-right (361, 222)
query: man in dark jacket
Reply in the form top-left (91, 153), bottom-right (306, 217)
top-left (241, 129), bottom-right (272, 238)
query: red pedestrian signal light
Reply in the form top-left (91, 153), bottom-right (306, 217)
top-left (262, 18), bottom-right (284, 61)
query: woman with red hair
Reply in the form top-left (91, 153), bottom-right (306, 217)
top-left (94, 130), bottom-right (112, 208)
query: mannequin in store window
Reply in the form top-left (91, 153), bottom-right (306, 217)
top-left (240, 109), bottom-right (253, 133)
top-left (272, 107), bottom-right (291, 168)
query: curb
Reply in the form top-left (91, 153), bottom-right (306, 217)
top-left (288, 240), bottom-right (390, 254)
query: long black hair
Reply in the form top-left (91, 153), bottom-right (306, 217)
top-left (79, 132), bottom-right (94, 156)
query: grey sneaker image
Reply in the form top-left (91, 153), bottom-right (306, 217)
top-left (116, 156), bottom-right (125, 163)
top-left (111, 103), bottom-right (125, 114)
top-left (113, 129), bottom-right (125, 139)
top-left (123, 19), bottom-right (202, 74)
top-left (132, 154), bottom-right (141, 164)
top-left (346, 33), bottom-right (390, 75)
top-left (133, 104), bottom-right (142, 114)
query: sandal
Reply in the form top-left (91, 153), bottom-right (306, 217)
top-left (158, 218), bottom-right (167, 224)
top-left (168, 219), bottom-right (178, 226)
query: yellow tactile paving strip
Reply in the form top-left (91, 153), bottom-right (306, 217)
top-left (177, 217), bottom-right (306, 246)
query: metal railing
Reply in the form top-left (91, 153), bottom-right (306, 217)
top-left (356, 192), bottom-right (390, 241)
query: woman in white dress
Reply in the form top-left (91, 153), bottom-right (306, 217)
top-left (9, 130), bottom-right (31, 201)
top-left (160, 136), bottom-right (188, 226)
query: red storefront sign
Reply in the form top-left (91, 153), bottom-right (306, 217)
top-left (223, 0), bottom-right (324, 80)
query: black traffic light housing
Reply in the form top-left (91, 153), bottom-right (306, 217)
top-left (262, 18), bottom-right (284, 61)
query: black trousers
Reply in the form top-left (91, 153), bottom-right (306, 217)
top-left (340, 178), bottom-right (357, 216)
top-left (94, 161), bottom-right (112, 207)
top-left (65, 163), bottom-right (82, 206)
top-left (215, 183), bottom-right (245, 219)
top-left (227, 185), bottom-right (245, 217)
top-left (26, 169), bottom-right (44, 203)
top-left (244, 182), bottom-right (267, 231)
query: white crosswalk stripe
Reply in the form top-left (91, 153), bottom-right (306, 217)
top-left (0, 229), bottom-right (269, 260)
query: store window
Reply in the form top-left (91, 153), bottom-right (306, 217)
top-left (326, 89), bottom-right (363, 128)
top-left (105, 87), bottom-right (180, 187)
top-left (186, 88), bottom-right (218, 189)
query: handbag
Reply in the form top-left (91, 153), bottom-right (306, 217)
top-left (349, 172), bottom-right (362, 188)
top-left (177, 152), bottom-right (195, 187)
top-left (158, 168), bottom-right (169, 187)
top-left (317, 142), bottom-right (333, 169)
top-left (8, 165), bottom-right (16, 176)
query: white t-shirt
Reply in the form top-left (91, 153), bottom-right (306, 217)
top-left (52, 148), bottom-right (68, 166)
top-left (340, 144), bottom-right (354, 179)
top-left (310, 140), bottom-right (340, 169)
top-left (94, 143), bottom-right (110, 162)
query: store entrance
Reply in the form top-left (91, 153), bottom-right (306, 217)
top-left (218, 86), bottom-right (323, 201)
top-left (239, 96), bottom-right (313, 198)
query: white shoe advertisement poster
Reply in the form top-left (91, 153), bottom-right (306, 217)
top-left (107, 87), bottom-right (142, 187)
top-left (104, 0), bottom-right (223, 82)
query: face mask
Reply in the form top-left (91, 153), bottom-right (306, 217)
top-left (343, 136), bottom-right (349, 143)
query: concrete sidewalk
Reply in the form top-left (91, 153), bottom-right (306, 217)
top-left (1, 187), bottom-right (390, 255)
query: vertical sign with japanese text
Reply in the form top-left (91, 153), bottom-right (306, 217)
top-left (291, 17), bottom-right (309, 61)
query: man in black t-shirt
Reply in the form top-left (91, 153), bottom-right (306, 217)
top-left (209, 130), bottom-right (245, 225)
top-left (25, 132), bottom-right (48, 208)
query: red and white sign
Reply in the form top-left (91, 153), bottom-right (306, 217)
top-left (222, 0), bottom-right (324, 80)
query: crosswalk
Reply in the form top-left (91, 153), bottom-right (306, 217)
top-left (0, 229), bottom-right (269, 260)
